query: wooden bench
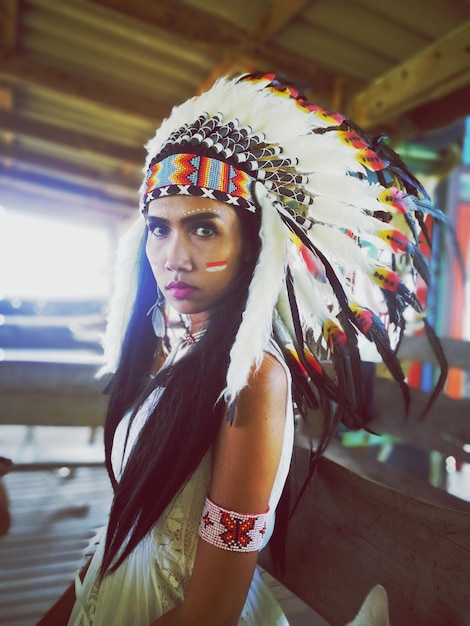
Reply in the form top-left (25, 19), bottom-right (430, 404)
top-left (259, 446), bottom-right (470, 625)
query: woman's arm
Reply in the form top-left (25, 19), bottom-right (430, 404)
top-left (152, 351), bottom-right (288, 626)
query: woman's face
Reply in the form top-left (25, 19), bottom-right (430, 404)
top-left (145, 196), bottom-right (244, 321)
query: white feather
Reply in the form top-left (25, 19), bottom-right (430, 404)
top-left (222, 183), bottom-right (288, 405)
top-left (310, 225), bottom-right (375, 273)
top-left (274, 287), bottom-right (297, 345)
top-left (284, 135), bottom-right (368, 176)
top-left (305, 173), bottom-right (382, 212)
top-left (98, 216), bottom-right (146, 376)
top-left (308, 197), bottom-right (385, 234)
top-left (289, 262), bottom-right (331, 330)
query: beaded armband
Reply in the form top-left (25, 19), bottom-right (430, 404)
top-left (198, 497), bottom-right (270, 552)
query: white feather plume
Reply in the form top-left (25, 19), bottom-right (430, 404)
top-left (310, 225), bottom-right (376, 273)
top-left (222, 183), bottom-right (288, 405)
top-left (305, 173), bottom-right (382, 212)
top-left (285, 135), bottom-right (368, 176)
top-left (308, 197), bottom-right (385, 234)
top-left (274, 286), bottom-right (297, 345)
top-left (99, 216), bottom-right (146, 376)
top-left (289, 262), bottom-right (331, 329)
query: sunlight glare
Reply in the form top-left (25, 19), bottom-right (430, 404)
top-left (0, 209), bottom-right (112, 300)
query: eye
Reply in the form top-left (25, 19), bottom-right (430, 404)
top-left (146, 219), bottom-right (168, 237)
top-left (151, 225), bottom-right (168, 237)
top-left (194, 224), bottom-right (216, 237)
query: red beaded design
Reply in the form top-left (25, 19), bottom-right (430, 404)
top-left (198, 497), bottom-right (269, 552)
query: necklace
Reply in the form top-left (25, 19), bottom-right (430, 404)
top-left (183, 328), bottom-right (206, 345)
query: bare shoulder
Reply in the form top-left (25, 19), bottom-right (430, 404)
top-left (249, 351), bottom-right (288, 389)
top-left (234, 351), bottom-right (288, 429)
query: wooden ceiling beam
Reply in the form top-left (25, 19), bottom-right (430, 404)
top-left (0, 143), bottom-right (140, 199)
top-left (250, 0), bottom-right (311, 43)
top-left (85, 0), bottom-right (357, 103)
top-left (195, 56), bottom-right (256, 95)
top-left (0, 84), bottom-right (14, 111)
top-left (407, 83), bottom-right (470, 131)
top-left (0, 110), bottom-right (144, 165)
top-left (348, 21), bottom-right (470, 130)
top-left (85, 0), bottom-right (244, 49)
top-left (0, 51), bottom-right (169, 122)
top-left (0, 0), bottom-right (19, 53)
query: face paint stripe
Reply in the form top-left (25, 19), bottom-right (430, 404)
top-left (206, 260), bottom-right (228, 272)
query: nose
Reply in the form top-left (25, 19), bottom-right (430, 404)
top-left (164, 233), bottom-right (192, 272)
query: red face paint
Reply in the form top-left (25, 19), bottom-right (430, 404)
top-left (206, 260), bottom-right (228, 272)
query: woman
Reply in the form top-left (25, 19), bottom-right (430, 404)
top-left (38, 73), bottom-right (446, 625)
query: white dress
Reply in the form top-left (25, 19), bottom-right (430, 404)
top-left (68, 340), bottom-right (294, 625)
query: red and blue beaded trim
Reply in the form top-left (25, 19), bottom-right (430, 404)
top-left (198, 496), bottom-right (269, 552)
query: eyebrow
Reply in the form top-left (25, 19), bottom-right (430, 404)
top-left (146, 211), bottom-right (222, 227)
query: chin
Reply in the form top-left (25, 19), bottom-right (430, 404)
top-left (169, 302), bottom-right (204, 316)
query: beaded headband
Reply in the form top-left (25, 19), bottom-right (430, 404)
top-left (142, 153), bottom-right (256, 211)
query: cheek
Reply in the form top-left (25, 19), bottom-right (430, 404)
top-left (205, 229), bottom-right (243, 275)
top-left (204, 251), bottom-right (243, 294)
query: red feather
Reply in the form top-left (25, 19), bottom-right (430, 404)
top-left (337, 130), bottom-right (368, 150)
top-left (356, 148), bottom-right (389, 172)
top-left (323, 319), bottom-right (348, 351)
top-left (377, 228), bottom-right (411, 254)
top-left (378, 186), bottom-right (409, 213)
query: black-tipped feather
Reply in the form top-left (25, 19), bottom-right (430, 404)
top-left (351, 304), bottom-right (411, 414)
top-left (418, 319), bottom-right (449, 421)
top-left (412, 247), bottom-right (432, 285)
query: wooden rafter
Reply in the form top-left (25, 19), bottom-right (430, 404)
top-left (0, 0), bottom-right (19, 53)
top-left (0, 143), bottom-right (140, 198)
top-left (0, 170), bottom-right (135, 220)
top-left (195, 56), bottom-right (256, 95)
top-left (84, 0), bottom-right (356, 101)
top-left (0, 85), bottom-right (13, 111)
top-left (250, 0), bottom-right (311, 42)
top-left (85, 0), bottom-right (243, 49)
top-left (0, 52), bottom-right (169, 122)
top-left (0, 110), bottom-right (144, 165)
top-left (348, 21), bottom-right (470, 130)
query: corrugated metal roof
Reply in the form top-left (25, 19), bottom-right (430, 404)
top-left (0, 0), bottom-right (469, 220)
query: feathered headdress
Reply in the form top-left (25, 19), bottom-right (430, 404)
top-left (103, 72), bottom-right (447, 433)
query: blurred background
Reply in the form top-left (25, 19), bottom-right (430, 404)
top-left (0, 1), bottom-right (469, 624)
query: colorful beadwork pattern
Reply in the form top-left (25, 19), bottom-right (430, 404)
top-left (198, 497), bottom-right (269, 552)
top-left (142, 153), bottom-right (256, 212)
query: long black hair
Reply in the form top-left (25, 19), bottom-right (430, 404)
top-left (100, 205), bottom-right (262, 576)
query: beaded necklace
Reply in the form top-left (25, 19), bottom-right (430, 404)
top-left (183, 328), bottom-right (206, 346)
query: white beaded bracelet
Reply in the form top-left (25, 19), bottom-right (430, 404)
top-left (198, 496), bottom-right (270, 552)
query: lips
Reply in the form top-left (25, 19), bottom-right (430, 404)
top-left (166, 280), bottom-right (197, 299)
